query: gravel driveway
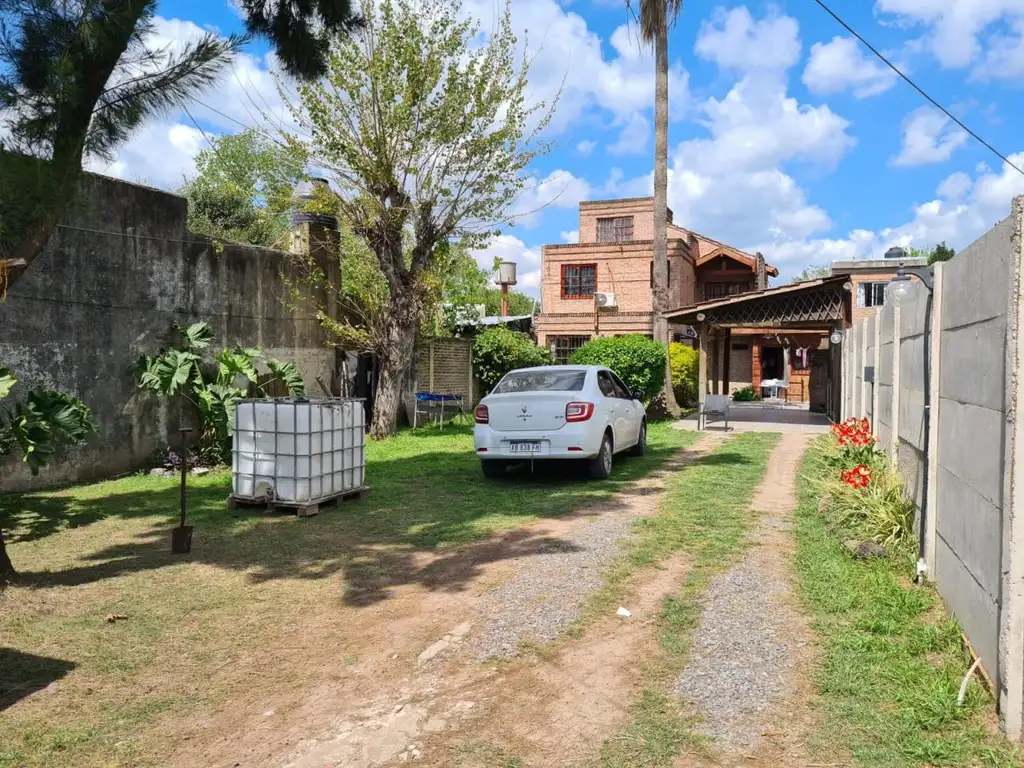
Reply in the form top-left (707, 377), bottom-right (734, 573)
top-left (675, 432), bottom-right (814, 753)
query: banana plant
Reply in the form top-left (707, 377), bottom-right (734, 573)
top-left (137, 323), bottom-right (306, 462)
top-left (0, 367), bottom-right (97, 476)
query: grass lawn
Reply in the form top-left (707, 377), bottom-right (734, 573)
top-left (794, 441), bottom-right (1023, 767)
top-left (0, 422), bottom-right (695, 768)
top-left (597, 432), bottom-right (781, 767)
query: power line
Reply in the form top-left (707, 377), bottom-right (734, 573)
top-left (810, 0), bottom-right (1024, 178)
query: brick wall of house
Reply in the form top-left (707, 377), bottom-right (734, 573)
top-left (578, 197), bottom-right (673, 244)
top-left (537, 239), bottom-right (695, 345)
top-left (848, 272), bottom-right (904, 324)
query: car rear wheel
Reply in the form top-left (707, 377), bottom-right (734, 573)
top-left (481, 459), bottom-right (507, 479)
top-left (588, 433), bottom-right (614, 479)
top-left (628, 420), bottom-right (647, 457)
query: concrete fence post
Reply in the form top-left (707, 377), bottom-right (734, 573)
top-left (873, 316), bottom-right (882, 432)
top-left (1000, 197), bottom-right (1024, 740)
top-left (860, 320), bottom-right (870, 419)
top-left (852, 326), bottom-right (860, 417)
top-left (891, 305), bottom-right (902, 461)
top-left (925, 263), bottom-right (943, 580)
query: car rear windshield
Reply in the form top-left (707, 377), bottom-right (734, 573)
top-left (492, 370), bottom-right (587, 394)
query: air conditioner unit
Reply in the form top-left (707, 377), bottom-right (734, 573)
top-left (595, 292), bottom-right (617, 308)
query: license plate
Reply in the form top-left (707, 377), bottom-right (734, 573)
top-left (509, 441), bottom-right (541, 453)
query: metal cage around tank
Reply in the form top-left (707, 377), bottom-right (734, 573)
top-left (231, 397), bottom-right (367, 507)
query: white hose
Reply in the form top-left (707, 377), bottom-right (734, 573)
top-left (958, 658), bottom-right (983, 706)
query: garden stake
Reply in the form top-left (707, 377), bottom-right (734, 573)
top-left (171, 427), bottom-right (194, 554)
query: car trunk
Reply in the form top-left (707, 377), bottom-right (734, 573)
top-left (485, 391), bottom-right (579, 432)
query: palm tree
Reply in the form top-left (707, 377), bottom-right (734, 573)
top-left (631, 0), bottom-right (682, 417)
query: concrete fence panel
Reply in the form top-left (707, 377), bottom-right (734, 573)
top-left (837, 197), bottom-right (1024, 740)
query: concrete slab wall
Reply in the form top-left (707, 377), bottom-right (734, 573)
top-left (0, 173), bottom-right (335, 491)
top-left (935, 215), bottom-right (1012, 687)
top-left (839, 198), bottom-right (1024, 740)
top-left (864, 314), bottom-right (876, 425)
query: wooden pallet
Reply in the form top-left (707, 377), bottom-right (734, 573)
top-left (227, 486), bottom-right (369, 517)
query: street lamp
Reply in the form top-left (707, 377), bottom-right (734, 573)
top-left (886, 264), bottom-right (935, 583)
top-left (497, 261), bottom-right (517, 317)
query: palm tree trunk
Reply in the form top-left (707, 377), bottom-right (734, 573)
top-left (651, 17), bottom-right (681, 417)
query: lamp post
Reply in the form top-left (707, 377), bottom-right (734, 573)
top-left (886, 265), bottom-right (935, 582)
top-left (497, 261), bottom-right (517, 317)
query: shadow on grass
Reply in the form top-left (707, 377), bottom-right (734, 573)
top-left (1, 424), bottom-right (700, 605)
top-left (0, 649), bottom-right (75, 711)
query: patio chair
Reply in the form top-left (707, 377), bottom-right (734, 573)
top-left (699, 394), bottom-right (731, 431)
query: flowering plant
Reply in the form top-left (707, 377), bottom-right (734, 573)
top-left (840, 464), bottom-right (872, 489)
top-left (830, 417), bottom-right (878, 467)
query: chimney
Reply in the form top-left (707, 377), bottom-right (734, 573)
top-left (755, 252), bottom-right (767, 291)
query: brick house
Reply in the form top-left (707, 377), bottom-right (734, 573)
top-left (830, 254), bottom-right (927, 325)
top-left (535, 197), bottom-right (778, 362)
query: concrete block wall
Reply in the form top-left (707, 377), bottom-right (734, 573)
top-left (0, 172), bottom-right (335, 491)
top-left (839, 198), bottom-right (1024, 740)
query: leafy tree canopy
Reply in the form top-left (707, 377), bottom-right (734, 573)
top-left (791, 264), bottom-right (831, 284)
top-left (180, 129), bottom-right (308, 248)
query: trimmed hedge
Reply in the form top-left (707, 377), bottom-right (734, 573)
top-left (473, 327), bottom-right (553, 394)
top-left (569, 334), bottom-right (667, 402)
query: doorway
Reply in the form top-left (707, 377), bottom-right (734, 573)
top-left (760, 346), bottom-right (785, 382)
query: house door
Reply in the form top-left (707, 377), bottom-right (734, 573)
top-left (809, 350), bottom-right (828, 413)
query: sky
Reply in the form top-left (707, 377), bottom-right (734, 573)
top-left (85, 0), bottom-right (1024, 294)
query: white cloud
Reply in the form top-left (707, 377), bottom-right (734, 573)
top-left (973, 19), bottom-right (1024, 81)
top-left (576, 139), bottom-right (597, 157)
top-left (891, 107), bottom-right (968, 167)
top-left (509, 169), bottom-right (591, 228)
top-left (470, 234), bottom-right (543, 295)
top-left (875, 0), bottom-right (1024, 71)
top-left (607, 112), bottom-right (650, 156)
top-left (85, 121), bottom-right (206, 190)
top-left (611, 8), bottom-right (854, 277)
top-left (802, 36), bottom-right (898, 98)
top-left (463, 0), bottom-right (691, 133)
top-left (695, 6), bottom-right (801, 73)
top-left (753, 155), bottom-right (1024, 281)
top-left (560, 230), bottom-right (579, 243)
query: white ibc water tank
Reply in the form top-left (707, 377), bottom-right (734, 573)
top-left (232, 398), bottom-right (366, 504)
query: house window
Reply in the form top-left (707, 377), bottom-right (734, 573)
top-left (703, 282), bottom-right (749, 300)
top-left (561, 264), bottom-right (597, 299)
top-left (649, 261), bottom-right (672, 288)
top-left (596, 216), bottom-right (634, 243)
top-left (858, 282), bottom-right (887, 308)
top-left (550, 335), bottom-right (590, 364)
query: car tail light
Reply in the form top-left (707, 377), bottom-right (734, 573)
top-left (565, 401), bottom-right (594, 422)
top-left (474, 404), bottom-right (489, 424)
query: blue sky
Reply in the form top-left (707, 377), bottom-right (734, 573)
top-left (90, 0), bottom-right (1024, 292)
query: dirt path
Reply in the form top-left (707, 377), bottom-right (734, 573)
top-left (674, 432), bottom-right (820, 768)
top-left (178, 433), bottom-right (727, 768)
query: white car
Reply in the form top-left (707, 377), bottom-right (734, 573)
top-left (473, 365), bottom-right (647, 479)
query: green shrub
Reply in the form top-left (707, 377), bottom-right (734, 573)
top-left (669, 342), bottom-right (698, 405)
top-left (569, 334), bottom-right (667, 402)
top-left (473, 327), bottom-right (553, 394)
top-left (732, 386), bottom-right (759, 402)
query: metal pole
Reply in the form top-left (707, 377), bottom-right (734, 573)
top-left (179, 427), bottom-right (192, 528)
top-left (501, 283), bottom-right (509, 316)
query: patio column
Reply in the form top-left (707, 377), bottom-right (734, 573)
top-left (698, 324), bottom-right (708, 402)
top-left (722, 328), bottom-right (732, 395)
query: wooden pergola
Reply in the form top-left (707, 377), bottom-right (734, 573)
top-left (665, 275), bottom-right (852, 419)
